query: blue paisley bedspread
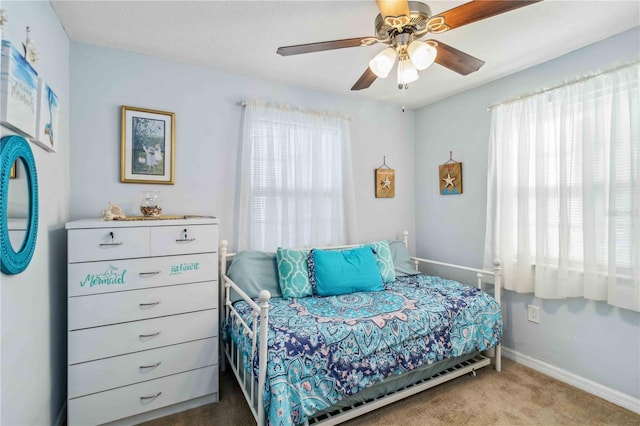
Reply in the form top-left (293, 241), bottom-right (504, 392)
top-left (225, 274), bottom-right (502, 426)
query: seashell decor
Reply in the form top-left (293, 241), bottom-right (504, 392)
top-left (102, 202), bottom-right (127, 220)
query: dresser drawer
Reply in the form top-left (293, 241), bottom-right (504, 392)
top-left (69, 281), bottom-right (218, 330)
top-left (68, 253), bottom-right (218, 297)
top-left (150, 224), bottom-right (218, 257)
top-left (69, 338), bottom-right (218, 398)
top-left (68, 227), bottom-right (150, 263)
top-left (68, 309), bottom-right (218, 364)
top-left (68, 365), bottom-right (218, 426)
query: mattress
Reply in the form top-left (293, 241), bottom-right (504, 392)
top-left (225, 274), bottom-right (503, 426)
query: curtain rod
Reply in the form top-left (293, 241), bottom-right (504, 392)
top-left (487, 59), bottom-right (639, 111)
top-left (237, 100), bottom-right (351, 121)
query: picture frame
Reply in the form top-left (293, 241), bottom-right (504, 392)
top-left (439, 162), bottom-right (463, 195)
top-left (0, 40), bottom-right (38, 138)
top-left (120, 106), bottom-right (175, 184)
top-left (375, 168), bottom-right (395, 198)
top-left (32, 78), bottom-right (60, 152)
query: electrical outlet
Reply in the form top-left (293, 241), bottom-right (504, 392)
top-left (527, 305), bottom-right (540, 324)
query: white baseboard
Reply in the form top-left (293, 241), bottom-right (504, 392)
top-left (502, 347), bottom-right (640, 415)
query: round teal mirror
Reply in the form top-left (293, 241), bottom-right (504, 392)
top-left (1, 135), bottom-right (39, 274)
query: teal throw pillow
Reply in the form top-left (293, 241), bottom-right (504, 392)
top-left (366, 240), bottom-right (396, 284)
top-left (276, 248), bottom-right (313, 298)
top-left (312, 246), bottom-right (384, 296)
top-left (226, 250), bottom-right (282, 302)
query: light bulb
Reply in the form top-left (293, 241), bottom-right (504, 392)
top-left (369, 48), bottom-right (397, 78)
top-left (397, 57), bottom-right (418, 85)
top-left (407, 40), bottom-right (437, 70)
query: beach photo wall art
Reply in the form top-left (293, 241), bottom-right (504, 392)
top-left (0, 40), bottom-right (38, 138)
top-left (32, 78), bottom-right (60, 152)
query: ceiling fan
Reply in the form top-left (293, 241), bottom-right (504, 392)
top-left (277, 0), bottom-right (542, 91)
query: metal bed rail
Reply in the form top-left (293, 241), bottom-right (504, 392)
top-left (402, 231), bottom-right (503, 372)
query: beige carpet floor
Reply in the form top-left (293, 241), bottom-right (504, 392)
top-left (140, 358), bottom-right (639, 426)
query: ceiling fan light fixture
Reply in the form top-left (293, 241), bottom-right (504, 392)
top-left (407, 40), bottom-right (437, 70)
top-left (397, 57), bottom-right (418, 85)
top-left (369, 47), bottom-right (397, 78)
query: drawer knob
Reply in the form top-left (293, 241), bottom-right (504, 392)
top-left (175, 228), bottom-right (196, 243)
top-left (99, 231), bottom-right (124, 247)
top-left (140, 392), bottom-right (162, 401)
top-left (139, 301), bottom-right (161, 307)
top-left (139, 361), bottom-right (162, 369)
top-left (139, 331), bottom-right (161, 338)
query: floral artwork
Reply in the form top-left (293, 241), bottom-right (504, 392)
top-left (120, 106), bottom-right (175, 184)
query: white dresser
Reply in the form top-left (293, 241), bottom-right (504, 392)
top-left (66, 218), bottom-right (220, 425)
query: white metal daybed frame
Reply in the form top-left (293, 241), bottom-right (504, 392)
top-left (219, 232), bottom-right (502, 426)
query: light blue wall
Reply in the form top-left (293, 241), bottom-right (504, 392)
top-left (0, 1), bottom-right (70, 424)
top-left (415, 27), bottom-right (640, 399)
top-left (69, 42), bottom-right (416, 251)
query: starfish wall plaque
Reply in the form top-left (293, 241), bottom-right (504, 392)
top-left (375, 159), bottom-right (395, 198)
top-left (439, 160), bottom-right (463, 195)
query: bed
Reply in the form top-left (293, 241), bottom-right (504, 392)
top-left (220, 232), bottom-right (503, 426)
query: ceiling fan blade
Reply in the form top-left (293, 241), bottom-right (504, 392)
top-left (434, 0), bottom-right (542, 32)
top-left (351, 67), bottom-right (378, 91)
top-left (376, 0), bottom-right (410, 19)
top-left (431, 40), bottom-right (485, 75)
top-left (277, 38), bottom-right (369, 56)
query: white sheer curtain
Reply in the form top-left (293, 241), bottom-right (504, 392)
top-left (484, 62), bottom-right (639, 312)
top-left (237, 101), bottom-right (357, 251)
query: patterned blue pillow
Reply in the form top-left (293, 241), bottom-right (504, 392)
top-left (276, 248), bottom-right (313, 298)
top-left (366, 240), bottom-right (396, 284)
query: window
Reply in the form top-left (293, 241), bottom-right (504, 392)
top-left (520, 99), bottom-right (635, 273)
top-left (238, 102), bottom-right (355, 251)
top-left (484, 62), bottom-right (639, 311)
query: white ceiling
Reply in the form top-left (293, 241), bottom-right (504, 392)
top-left (50, 0), bottom-right (640, 110)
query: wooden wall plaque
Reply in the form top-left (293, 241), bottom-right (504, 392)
top-left (439, 162), bottom-right (462, 195)
top-left (375, 168), bottom-right (395, 198)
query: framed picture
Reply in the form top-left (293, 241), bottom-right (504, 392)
top-left (0, 40), bottom-right (38, 138)
top-left (375, 167), bottom-right (395, 198)
top-left (120, 106), bottom-right (175, 184)
top-left (439, 162), bottom-right (463, 195)
top-left (32, 78), bottom-right (60, 152)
